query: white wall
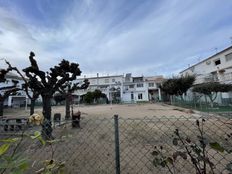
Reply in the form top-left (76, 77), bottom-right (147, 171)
top-left (88, 76), bottom-right (123, 86)
top-left (181, 47), bottom-right (232, 78)
top-left (121, 92), bottom-right (132, 102)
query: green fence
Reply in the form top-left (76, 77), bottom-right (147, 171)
top-left (171, 96), bottom-right (232, 113)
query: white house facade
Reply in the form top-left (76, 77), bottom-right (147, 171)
top-left (74, 73), bottom-right (164, 103)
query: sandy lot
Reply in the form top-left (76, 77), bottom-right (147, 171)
top-left (3, 103), bottom-right (199, 119)
top-left (2, 103), bottom-right (230, 174)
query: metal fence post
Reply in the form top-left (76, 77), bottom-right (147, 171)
top-left (114, 115), bottom-right (120, 174)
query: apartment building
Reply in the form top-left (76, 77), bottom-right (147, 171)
top-left (180, 45), bottom-right (232, 103)
top-left (74, 73), bottom-right (164, 103)
top-left (180, 45), bottom-right (232, 84)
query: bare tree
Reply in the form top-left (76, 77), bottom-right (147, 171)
top-left (23, 52), bottom-right (83, 138)
top-left (58, 79), bottom-right (89, 120)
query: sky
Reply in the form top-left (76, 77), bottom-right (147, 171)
top-left (0, 0), bottom-right (232, 78)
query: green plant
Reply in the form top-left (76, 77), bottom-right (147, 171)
top-left (0, 126), bottom-right (68, 174)
top-left (83, 90), bottom-right (107, 104)
top-left (192, 82), bottom-right (232, 108)
top-left (33, 133), bottom-right (66, 174)
top-left (151, 146), bottom-right (175, 174)
top-left (161, 75), bottom-right (195, 101)
top-left (152, 119), bottom-right (228, 174)
top-left (29, 118), bottom-right (66, 174)
top-left (0, 134), bottom-right (29, 174)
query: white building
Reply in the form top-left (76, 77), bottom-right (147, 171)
top-left (180, 45), bottom-right (232, 84)
top-left (74, 73), bottom-right (164, 103)
top-left (0, 71), bottom-right (29, 108)
top-left (180, 45), bottom-right (232, 103)
top-left (122, 74), bottom-right (163, 103)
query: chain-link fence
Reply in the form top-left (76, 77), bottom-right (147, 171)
top-left (1, 115), bottom-right (232, 174)
top-left (171, 96), bottom-right (232, 113)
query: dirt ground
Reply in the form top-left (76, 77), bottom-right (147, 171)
top-left (2, 103), bottom-right (231, 174)
top-left (3, 103), bottom-right (201, 119)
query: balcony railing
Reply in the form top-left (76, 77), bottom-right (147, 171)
top-left (194, 74), bottom-right (219, 84)
top-left (194, 72), bottom-right (232, 84)
top-left (220, 72), bottom-right (232, 82)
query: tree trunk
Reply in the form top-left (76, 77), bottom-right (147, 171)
top-left (209, 95), bottom-right (214, 108)
top-left (204, 95), bottom-right (209, 109)
top-left (0, 100), bottom-right (4, 117)
top-left (180, 94), bottom-right (184, 101)
top-left (65, 94), bottom-right (71, 120)
top-left (30, 98), bottom-right (35, 115)
top-left (41, 95), bottom-right (53, 139)
top-left (210, 101), bottom-right (214, 108)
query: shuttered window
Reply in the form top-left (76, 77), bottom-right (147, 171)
top-left (225, 52), bottom-right (232, 62)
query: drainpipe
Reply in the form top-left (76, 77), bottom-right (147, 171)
top-left (97, 73), bottom-right (99, 89)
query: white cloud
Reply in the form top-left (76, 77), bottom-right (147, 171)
top-left (0, 0), bottom-right (232, 77)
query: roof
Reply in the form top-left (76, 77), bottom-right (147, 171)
top-left (179, 45), bottom-right (232, 74)
top-left (77, 75), bottom-right (124, 80)
top-left (145, 76), bottom-right (164, 82)
top-left (89, 75), bottom-right (123, 79)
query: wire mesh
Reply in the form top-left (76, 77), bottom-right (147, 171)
top-left (0, 115), bottom-right (232, 174)
top-left (119, 116), bottom-right (232, 174)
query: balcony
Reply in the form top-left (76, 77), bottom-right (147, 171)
top-left (219, 72), bottom-right (232, 83)
top-left (194, 74), bottom-right (219, 84)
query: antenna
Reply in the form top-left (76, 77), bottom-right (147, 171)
top-left (214, 47), bottom-right (218, 53)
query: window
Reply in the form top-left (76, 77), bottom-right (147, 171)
top-left (105, 79), bottom-right (109, 83)
top-left (129, 85), bottom-right (134, 88)
top-left (225, 52), bottom-right (232, 62)
top-left (138, 93), bottom-right (143, 100)
top-left (91, 79), bottom-right (96, 84)
top-left (214, 59), bottom-right (221, 66)
top-left (149, 83), bottom-right (154, 87)
top-left (112, 78), bottom-right (115, 82)
top-left (137, 83), bottom-right (143, 88)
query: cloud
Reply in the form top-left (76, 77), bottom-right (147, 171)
top-left (0, 0), bottom-right (232, 77)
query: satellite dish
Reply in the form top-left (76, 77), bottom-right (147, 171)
top-left (206, 60), bottom-right (211, 65)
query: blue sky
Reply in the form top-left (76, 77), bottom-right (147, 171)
top-left (0, 0), bottom-right (232, 77)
